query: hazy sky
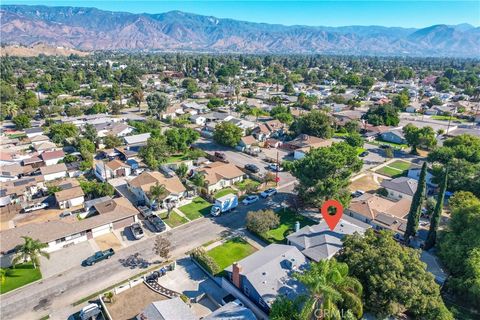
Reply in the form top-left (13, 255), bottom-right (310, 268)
top-left (3, 1), bottom-right (480, 28)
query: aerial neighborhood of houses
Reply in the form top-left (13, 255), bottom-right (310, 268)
top-left (0, 52), bottom-right (479, 320)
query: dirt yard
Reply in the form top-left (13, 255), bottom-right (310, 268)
top-left (105, 283), bottom-right (167, 320)
top-left (95, 232), bottom-right (123, 251)
top-left (349, 173), bottom-right (384, 193)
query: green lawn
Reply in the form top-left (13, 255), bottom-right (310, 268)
top-left (165, 154), bottom-right (189, 163)
top-left (207, 237), bottom-right (257, 272)
top-left (179, 197), bottom-right (212, 220)
top-left (376, 166), bottom-right (405, 178)
top-left (431, 115), bottom-right (468, 122)
top-left (388, 160), bottom-right (411, 171)
top-left (235, 179), bottom-right (261, 191)
top-left (159, 211), bottom-right (188, 228)
top-left (0, 263), bottom-right (42, 294)
top-left (214, 188), bottom-right (237, 199)
top-left (7, 133), bottom-right (27, 139)
top-left (356, 147), bottom-right (367, 155)
top-left (263, 209), bottom-right (316, 243)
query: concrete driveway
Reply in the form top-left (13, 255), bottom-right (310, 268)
top-left (40, 241), bottom-right (95, 278)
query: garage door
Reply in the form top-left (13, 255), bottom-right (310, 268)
top-left (113, 216), bottom-right (135, 230)
top-left (92, 224), bottom-right (111, 238)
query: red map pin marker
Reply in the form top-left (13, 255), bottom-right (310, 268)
top-left (321, 199), bottom-right (343, 231)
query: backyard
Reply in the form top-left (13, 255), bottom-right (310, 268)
top-left (263, 209), bottom-right (316, 243)
top-left (206, 237), bottom-right (257, 272)
top-left (179, 197), bottom-right (212, 220)
top-left (159, 211), bottom-right (189, 228)
top-left (0, 263), bottom-right (42, 294)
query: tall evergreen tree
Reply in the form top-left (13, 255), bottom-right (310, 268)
top-left (424, 167), bottom-right (448, 250)
top-left (404, 162), bottom-right (427, 241)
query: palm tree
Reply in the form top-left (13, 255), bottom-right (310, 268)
top-left (12, 237), bottom-right (50, 269)
top-left (131, 88), bottom-right (144, 112)
top-left (149, 182), bottom-right (168, 214)
top-left (295, 259), bottom-right (363, 320)
top-left (3, 101), bottom-right (19, 118)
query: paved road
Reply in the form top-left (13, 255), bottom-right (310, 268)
top-left (0, 188), bottom-right (294, 320)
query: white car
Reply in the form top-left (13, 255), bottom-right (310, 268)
top-left (242, 195), bottom-right (259, 205)
top-left (22, 202), bottom-right (49, 213)
top-left (260, 188), bottom-right (277, 198)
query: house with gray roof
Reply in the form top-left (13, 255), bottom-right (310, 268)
top-left (380, 129), bottom-right (406, 144)
top-left (224, 244), bottom-right (307, 313)
top-left (287, 216), bottom-right (371, 262)
top-left (136, 297), bottom-right (196, 320)
top-left (204, 300), bottom-right (257, 320)
top-left (381, 177), bottom-right (418, 200)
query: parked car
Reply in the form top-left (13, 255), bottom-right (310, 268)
top-left (267, 163), bottom-right (282, 172)
top-left (22, 202), bottom-right (49, 213)
top-left (260, 188), bottom-right (277, 198)
top-left (214, 152), bottom-right (228, 163)
top-left (138, 205), bottom-right (152, 218)
top-left (130, 223), bottom-right (144, 240)
top-left (242, 195), bottom-right (259, 205)
top-left (351, 190), bottom-right (365, 198)
top-left (79, 303), bottom-right (102, 320)
top-left (147, 215), bottom-right (166, 233)
top-left (245, 164), bottom-right (260, 173)
top-left (379, 144), bottom-right (390, 149)
top-left (359, 151), bottom-right (369, 157)
top-left (82, 248), bottom-right (115, 266)
top-left (59, 211), bottom-right (74, 218)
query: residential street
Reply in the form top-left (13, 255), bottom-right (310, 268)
top-left (0, 188), bottom-right (294, 320)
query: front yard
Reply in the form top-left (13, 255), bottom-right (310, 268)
top-left (375, 160), bottom-right (411, 178)
top-left (206, 238), bottom-right (257, 272)
top-left (263, 209), bottom-right (316, 243)
top-left (0, 263), bottom-right (42, 294)
top-left (213, 188), bottom-right (237, 199)
top-left (159, 211), bottom-right (189, 228)
top-left (179, 197), bottom-right (212, 220)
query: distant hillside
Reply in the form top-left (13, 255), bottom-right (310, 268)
top-left (1, 43), bottom-right (89, 57)
top-left (1, 4), bottom-right (479, 57)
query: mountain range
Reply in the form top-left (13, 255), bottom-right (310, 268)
top-left (1, 4), bottom-right (479, 57)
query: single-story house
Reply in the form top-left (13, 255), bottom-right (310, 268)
top-left (238, 136), bottom-right (258, 150)
top-left (0, 197), bottom-right (139, 266)
top-left (128, 171), bottom-right (186, 207)
top-left (124, 133), bottom-right (151, 147)
top-left (95, 159), bottom-right (132, 181)
top-left (196, 162), bottom-right (245, 193)
top-left (380, 129), bottom-right (406, 144)
top-left (25, 127), bottom-right (44, 138)
top-left (136, 297), bottom-right (196, 320)
top-left (55, 186), bottom-right (85, 209)
top-left (40, 150), bottom-right (65, 166)
top-left (29, 134), bottom-right (51, 145)
top-left (346, 193), bottom-right (411, 224)
top-left (190, 114), bottom-right (207, 126)
top-left (381, 177), bottom-right (418, 200)
top-left (224, 244), bottom-right (307, 313)
top-left (287, 216), bottom-right (371, 262)
top-left (40, 163), bottom-right (68, 181)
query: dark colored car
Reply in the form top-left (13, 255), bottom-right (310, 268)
top-left (214, 152), bottom-right (228, 162)
top-left (359, 151), bottom-right (369, 157)
top-left (82, 248), bottom-right (115, 266)
top-left (245, 164), bottom-right (260, 173)
top-left (147, 215), bottom-right (166, 233)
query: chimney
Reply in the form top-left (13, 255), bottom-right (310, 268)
top-left (232, 262), bottom-right (242, 288)
top-left (295, 221), bottom-right (300, 232)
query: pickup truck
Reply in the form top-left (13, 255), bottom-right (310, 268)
top-left (82, 248), bottom-right (115, 266)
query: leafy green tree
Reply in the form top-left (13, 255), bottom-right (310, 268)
top-left (175, 163), bottom-right (189, 180)
top-left (182, 78), bottom-right (198, 95)
top-left (12, 237), bottom-right (50, 269)
top-left (165, 128), bottom-right (199, 153)
top-left (79, 179), bottom-right (115, 199)
top-left (139, 136), bottom-right (170, 170)
top-left (290, 110), bottom-right (333, 138)
top-left (12, 114), bottom-right (31, 129)
top-left (392, 89), bottom-right (410, 110)
top-left (131, 87), bottom-right (144, 111)
top-left (2, 101), bottom-right (19, 119)
top-left (103, 134), bottom-right (123, 149)
top-left (270, 296), bottom-right (304, 320)
top-left (149, 183), bottom-right (168, 212)
top-left (274, 112), bottom-right (293, 124)
top-left (424, 167), bottom-right (448, 250)
top-left (403, 124), bottom-right (437, 154)
top-left (207, 98), bottom-right (224, 110)
top-left (294, 259), bottom-right (363, 319)
top-left (246, 210), bottom-right (280, 235)
top-left (363, 104), bottom-right (399, 126)
top-left (339, 230), bottom-right (452, 319)
top-left (48, 123), bottom-right (79, 144)
top-left (213, 121), bottom-right (243, 147)
top-left (290, 142), bottom-right (362, 207)
top-left (146, 92), bottom-right (169, 116)
top-left (345, 132), bottom-right (364, 148)
top-left (341, 73), bottom-right (361, 86)
top-left (344, 120), bottom-right (360, 133)
top-left (282, 81), bottom-right (295, 94)
top-left (404, 162), bottom-right (427, 241)
top-left (85, 103), bottom-right (108, 115)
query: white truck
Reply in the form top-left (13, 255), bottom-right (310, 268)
top-left (210, 194), bottom-right (238, 216)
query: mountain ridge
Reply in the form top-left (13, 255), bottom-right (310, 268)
top-left (1, 4), bottom-right (479, 57)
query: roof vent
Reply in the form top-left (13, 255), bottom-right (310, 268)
top-left (262, 272), bottom-right (267, 276)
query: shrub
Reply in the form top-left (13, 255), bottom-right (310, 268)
top-left (191, 248), bottom-right (220, 275)
top-left (246, 210), bottom-right (280, 235)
